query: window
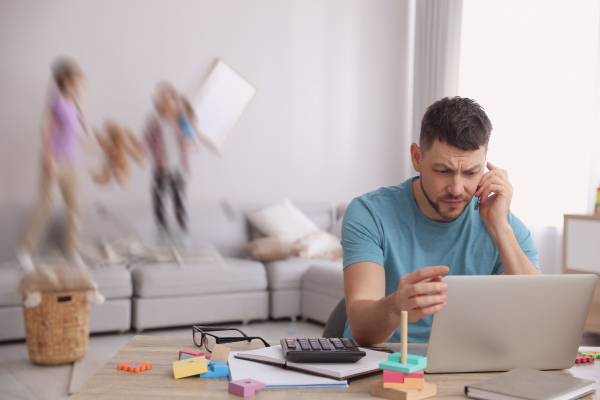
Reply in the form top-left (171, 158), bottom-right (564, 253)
top-left (458, 0), bottom-right (600, 227)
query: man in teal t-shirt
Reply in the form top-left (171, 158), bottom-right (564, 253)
top-left (342, 97), bottom-right (541, 345)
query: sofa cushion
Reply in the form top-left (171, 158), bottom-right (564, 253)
top-left (245, 203), bottom-right (335, 241)
top-left (0, 264), bottom-right (24, 306)
top-left (89, 268), bottom-right (132, 299)
top-left (245, 238), bottom-right (300, 262)
top-left (302, 262), bottom-right (344, 299)
top-left (265, 257), bottom-right (342, 291)
top-left (132, 257), bottom-right (267, 298)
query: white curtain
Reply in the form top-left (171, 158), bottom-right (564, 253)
top-left (411, 0), bottom-right (463, 144)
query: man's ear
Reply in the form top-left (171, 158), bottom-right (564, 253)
top-left (410, 143), bottom-right (422, 173)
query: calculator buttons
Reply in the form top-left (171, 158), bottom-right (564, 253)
top-left (280, 338), bottom-right (365, 363)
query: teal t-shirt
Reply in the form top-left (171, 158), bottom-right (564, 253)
top-left (341, 177), bottom-right (538, 343)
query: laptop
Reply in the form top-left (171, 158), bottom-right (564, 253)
top-left (424, 274), bottom-right (597, 373)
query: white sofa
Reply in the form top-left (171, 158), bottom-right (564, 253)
top-left (0, 201), bottom-right (347, 341)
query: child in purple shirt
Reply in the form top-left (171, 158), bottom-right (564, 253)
top-left (17, 57), bottom-right (87, 272)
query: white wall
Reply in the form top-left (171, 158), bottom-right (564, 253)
top-left (0, 0), bottom-right (414, 209)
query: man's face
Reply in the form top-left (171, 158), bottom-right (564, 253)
top-left (415, 140), bottom-right (486, 221)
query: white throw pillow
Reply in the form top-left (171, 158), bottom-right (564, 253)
top-left (247, 199), bottom-right (320, 242)
top-left (298, 230), bottom-right (343, 258)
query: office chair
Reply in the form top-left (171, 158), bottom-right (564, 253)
top-left (322, 298), bottom-right (347, 338)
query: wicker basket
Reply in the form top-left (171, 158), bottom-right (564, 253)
top-left (23, 290), bottom-right (90, 365)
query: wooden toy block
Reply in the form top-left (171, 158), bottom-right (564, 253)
top-left (179, 349), bottom-right (204, 360)
top-left (380, 354), bottom-right (427, 374)
top-left (210, 343), bottom-right (231, 362)
top-left (117, 361), bottom-right (152, 372)
top-left (173, 356), bottom-right (207, 379)
top-left (383, 378), bottom-right (425, 390)
top-left (229, 379), bottom-right (266, 397)
top-left (383, 369), bottom-right (425, 383)
top-left (181, 352), bottom-right (211, 360)
top-left (371, 381), bottom-right (437, 400)
top-left (575, 354), bottom-right (594, 363)
top-left (199, 360), bottom-right (229, 378)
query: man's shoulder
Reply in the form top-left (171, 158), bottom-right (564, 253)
top-left (347, 179), bottom-right (414, 217)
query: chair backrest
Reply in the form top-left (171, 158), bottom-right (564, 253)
top-left (322, 298), bottom-right (347, 338)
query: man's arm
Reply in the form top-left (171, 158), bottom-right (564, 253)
top-left (344, 262), bottom-right (448, 346)
top-left (476, 162), bottom-right (541, 275)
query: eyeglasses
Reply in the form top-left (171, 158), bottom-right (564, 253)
top-left (192, 326), bottom-right (271, 353)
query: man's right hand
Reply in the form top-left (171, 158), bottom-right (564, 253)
top-left (394, 265), bottom-right (449, 322)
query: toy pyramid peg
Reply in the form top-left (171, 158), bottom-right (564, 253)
top-left (374, 310), bottom-right (435, 399)
top-left (401, 310), bottom-right (408, 364)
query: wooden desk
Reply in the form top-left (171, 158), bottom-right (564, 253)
top-left (70, 336), bottom-right (600, 399)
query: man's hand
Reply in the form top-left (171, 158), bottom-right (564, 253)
top-left (475, 162), bottom-right (513, 230)
top-left (394, 265), bottom-right (449, 322)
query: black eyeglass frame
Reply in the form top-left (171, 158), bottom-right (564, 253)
top-left (192, 326), bottom-right (271, 353)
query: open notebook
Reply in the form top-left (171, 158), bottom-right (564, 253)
top-left (233, 345), bottom-right (389, 380)
top-left (229, 351), bottom-right (348, 388)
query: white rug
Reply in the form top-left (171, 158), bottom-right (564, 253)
top-left (69, 359), bottom-right (108, 394)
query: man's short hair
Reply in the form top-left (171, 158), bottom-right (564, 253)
top-left (419, 96), bottom-right (492, 155)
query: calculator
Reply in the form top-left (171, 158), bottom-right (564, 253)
top-left (280, 337), bottom-right (366, 363)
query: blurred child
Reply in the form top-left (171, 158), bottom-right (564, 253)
top-left (145, 82), bottom-right (193, 248)
top-left (16, 57), bottom-right (87, 273)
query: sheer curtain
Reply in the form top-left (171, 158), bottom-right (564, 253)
top-left (412, 0), bottom-right (463, 144)
top-left (458, 0), bottom-right (600, 274)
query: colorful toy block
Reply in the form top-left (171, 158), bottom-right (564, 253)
top-left (228, 379), bottom-right (265, 397)
top-left (380, 353), bottom-right (427, 374)
top-left (575, 354), bottom-right (595, 363)
top-left (383, 378), bottom-right (425, 390)
top-left (181, 352), bottom-right (210, 360)
top-left (371, 381), bottom-right (437, 400)
top-left (173, 356), bottom-right (208, 379)
top-left (199, 360), bottom-right (229, 378)
top-left (117, 361), bottom-right (152, 372)
top-left (578, 350), bottom-right (600, 359)
top-left (383, 369), bottom-right (424, 383)
top-left (179, 349), bottom-right (205, 360)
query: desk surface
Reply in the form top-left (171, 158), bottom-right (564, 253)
top-left (70, 336), bottom-right (600, 399)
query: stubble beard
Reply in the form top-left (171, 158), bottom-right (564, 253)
top-left (419, 177), bottom-right (469, 222)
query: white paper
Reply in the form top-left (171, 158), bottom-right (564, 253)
top-left (228, 351), bottom-right (348, 388)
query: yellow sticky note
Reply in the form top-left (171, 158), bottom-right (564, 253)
top-left (173, 356), bottom-right (207, 379)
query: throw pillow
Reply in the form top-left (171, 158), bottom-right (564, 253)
top-left (246, 199), bottom-right (320, 242)
top-left (245, 237), bottom-right (300, 261)
top-left (298, 230), bottom-right (343, 258)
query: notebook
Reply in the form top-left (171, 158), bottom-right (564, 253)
top-left (233, 345), bottom-right (389, 380)
top-left (228, 351), bottom-right (348, 388)
top-left (465, 368), bottom-right (596, 400)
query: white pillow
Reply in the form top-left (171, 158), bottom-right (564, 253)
top-left (247, 199), bottom-right (320, 242)
top-left (298, 230), bottom-right (343, 258)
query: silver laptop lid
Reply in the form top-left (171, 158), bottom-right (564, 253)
top-left (426, 274), bottom-right (597, 373)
